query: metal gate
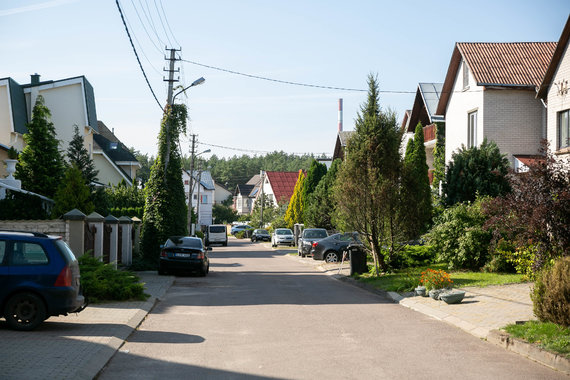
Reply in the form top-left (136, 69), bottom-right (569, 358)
top-left (84, 223), bottom-right (96, 256)
top-left (103, 225), bottom-right (112, 263)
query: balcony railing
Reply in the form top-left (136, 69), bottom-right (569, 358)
top-left (423, 124), bottom-right (436, 142)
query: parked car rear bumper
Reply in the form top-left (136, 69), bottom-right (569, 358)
top-left (43, 287), bottom-right (86, 315)
top-left (159, 257), bottom-right (207, 272)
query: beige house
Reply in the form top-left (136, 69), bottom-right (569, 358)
top-left (436, 42), bottom-right (557, 170)
top-left (537, 15), bottom-right (570, 160)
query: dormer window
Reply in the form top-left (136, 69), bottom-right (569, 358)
top-left (109, 142), bottom-right (118, 150)
top-left (462, 60), bottom-right (469, 90)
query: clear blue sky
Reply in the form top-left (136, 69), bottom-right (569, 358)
top-left (1, 1), bottom-right (567, 159)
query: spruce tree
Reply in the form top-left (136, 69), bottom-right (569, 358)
top-left (16, 95), bottom-right (65, 198)
top-left (52, 164), bottom-right (94, 217)
top-left (284, 170), bottom-right (306, 229)
top-left (67, 124), bottom-right (98, 187)
top-left (333, 74), bottom-right (403, 275)
top-left (140, 104), bottom-right (188, 264)
top-left (302, 159), bottom-right (327, 222)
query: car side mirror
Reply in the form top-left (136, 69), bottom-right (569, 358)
top-left (206, 247), bottom-right (212, 251)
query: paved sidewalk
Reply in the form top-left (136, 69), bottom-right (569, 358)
top-left (0, 271), bottom-right (175, 380)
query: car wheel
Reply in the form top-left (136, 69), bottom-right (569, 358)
top-left (4, 292), bottom-right (47, 331)
top-left (324, 251), bottom-right (339, 263)
top-left (199, 264), bottom-right (208, 277)
top-left (251, 237), bottom-right (256, 242)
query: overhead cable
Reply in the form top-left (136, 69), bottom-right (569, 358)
top-left (116, 0), bottom-right (163, 110)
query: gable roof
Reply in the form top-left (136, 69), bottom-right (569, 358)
top-left (94, 121), bottom-right (138, 163)
top-left (407, 83), bottom-right (444, 132)
top-left (537, 15), bottom-right (570, 99)
top-left (332, 131), bottom-right (355, 161)
top-left (234, 184), bottom-right (254, 197)
top-left (0, 77), bottom-right (28, 134)
top-left (265, 171), bottom-right (301, 204)
top-left (437, 42), bottom-right (557, 115)
top-left (186, 170), bottom-right (215, 191)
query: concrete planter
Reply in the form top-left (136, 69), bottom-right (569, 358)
top-left (439, 290), bottom-right (466, 304)
top-left (415, 286), bottom-right (427, 297)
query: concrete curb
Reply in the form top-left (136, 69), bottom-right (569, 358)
top-left (487, 329), bottom-right (570, 375)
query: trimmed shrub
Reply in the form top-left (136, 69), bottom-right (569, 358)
top-left (424, 198), bottom-right (491, 270)
top-left (78, 255), bottom-right (149, 303)
top-left (532, 256), bottom-right (570, 327)
top-left (385, 245), bottom-right (436, 269)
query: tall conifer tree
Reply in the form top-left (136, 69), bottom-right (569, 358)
top-left (16, 95), bottom-right (65, 198)
top-left (285, 170), bottom-right (306, 229)
top-left (67, 125), bottom-right (98, 187)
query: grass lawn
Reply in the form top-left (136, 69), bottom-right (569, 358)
top-left (356, 263), bottom-right (525, 292)
top-left (504, 321), bottom-right (570, 358)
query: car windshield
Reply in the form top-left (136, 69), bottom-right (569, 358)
top-left (276, 229), bottom-right (292, 235)
top-left (256, 230), bottom-right (269, 235)
top-left (304, 230), bottom-right (327, 238)
top-left (165, 237), bottom-right (203, 249)
top-left (209, 226), bottom-right (226, 233)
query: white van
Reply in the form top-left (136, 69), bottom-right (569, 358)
top-left (206, 225), bottom-right (227, 246)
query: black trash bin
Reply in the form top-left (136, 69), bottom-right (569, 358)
top-left (348, 244), bottom-right (367, 275)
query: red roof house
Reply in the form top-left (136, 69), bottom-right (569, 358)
top-left (264, 171), bottom-right (303, 206)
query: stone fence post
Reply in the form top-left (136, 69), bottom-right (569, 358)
top-left (119, 216), bottom-right (132, 266)
top-left (105, 214), bottom-right (119, 269)
top-left (63, 209), bottom-right (86, 257)
top-left (86, 212), bottom-right (104, 260)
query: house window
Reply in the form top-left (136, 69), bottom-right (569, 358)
top-left (201, 195), bottom-right (208, 204)
top-left (193, 194), bottom-right (198, 200)
top-left (559, 109), bottom-right (570, 150)
top-left (463, 60), bottom-right (469, 90)
top-left (184, 180), bottom-right (189, 185)
top-left (468, 111), bottom-right (477, 148)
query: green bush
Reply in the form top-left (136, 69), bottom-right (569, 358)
top-left (425, 198), bottom-right (491, 270)
top-left (78, 255), bottom-right (149, 303)
top-left (195, 231), bottom-right (204, 239)
top-left (235, 229), bottom-right (253, 239)
top-left (532, 256), bottom-right (570, 327)
top-left (384, 245), bottom-right (436, 269)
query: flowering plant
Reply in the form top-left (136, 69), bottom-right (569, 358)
top-left (419, 268), bottom-right (453, 291)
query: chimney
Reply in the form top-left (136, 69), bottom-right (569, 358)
top-left (31, 73), bottom-right (40, 85)
top-left (338, 98), bottom-right (343, 132)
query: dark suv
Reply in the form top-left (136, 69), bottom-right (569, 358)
top-left (0, 231), bottom-right (86, 330)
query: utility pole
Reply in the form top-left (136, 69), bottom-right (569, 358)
top-left (188, 134), bottom-right (196, 235)
top-left (260, 170), bottom-right (265, 228)
top-left (163, 47), bottom-right (180, 171)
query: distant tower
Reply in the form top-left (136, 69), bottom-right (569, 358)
top-left (338, 98), bottom-right (343, 132)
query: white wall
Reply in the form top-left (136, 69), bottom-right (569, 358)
top-left (444, 61), bottom-right (484, 164)
top-left (483, 89), bottom-right (544, 165)
top-left (0, 82), bottom-right (13, 148)
top-left (546, 37), bottom-right (570, 157)
top-left (25, 80), bottom-right (88, 154)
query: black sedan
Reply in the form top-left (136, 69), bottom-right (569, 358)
top-left (159, 236), bottom-right (210, 276)
top-left (251, 229), bottom-right (271, 242)
top-left (311, 232), bottom-right (361, 263)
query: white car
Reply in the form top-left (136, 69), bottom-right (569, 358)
top-left (271, 228), bottom-right (294, 247)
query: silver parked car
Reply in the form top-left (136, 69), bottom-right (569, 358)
top-left (271, 228), bottom-right (294, 247)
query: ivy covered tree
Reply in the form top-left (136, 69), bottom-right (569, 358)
top-left (443, 139), bottom-right (511, 206)
top-left (16, 95), bottom-right (65, 198)
top-left (400, 123), bottom-right (432, 239)
top-left (140, 104), bottom-right (188, 265)
top-left (305, 158), bottom-right (341, 229)
top-left (284, 170), bottom-right (306, 229)
top-left (333, 74), bottom-right (403, 275)
top-left (67, 124), bottom-right (98, 187)
top-left (52, 164), bottom-right (94, 217)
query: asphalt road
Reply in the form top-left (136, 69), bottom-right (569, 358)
top-left (98, 238), bottom-right (563, 379)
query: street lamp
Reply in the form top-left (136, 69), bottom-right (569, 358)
top-left (173, 77), bottom-right (205, 104)
top-left (188, 148), bottom-right (211, 235)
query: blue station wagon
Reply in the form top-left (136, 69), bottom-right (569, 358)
top-left (0, 231), bottom-right (86, 331)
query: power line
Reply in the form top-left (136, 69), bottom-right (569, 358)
top-left (153, 0), bottom-right (174, 48)
top-left (116, 0), bottom-right (163, 110)
top-left (158, 0), bottom-right (181, 48)
top-left (198, 141), bottom-right (330, 157)
top-left (128, 0), bottom-right (163, 54)
top-left (180, 59), bottom-right (369, 92)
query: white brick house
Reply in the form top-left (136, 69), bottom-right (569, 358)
top-left (537, 15), bottom-right (570, 160)
top-left (436, 42), bottom-right (557, 168)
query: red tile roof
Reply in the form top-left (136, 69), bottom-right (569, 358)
top-left (437, 42), bottom-right (557, 115)
top-left (266, 171), bottom-right (302, 204)
top-left (458, 42), bottom-right (557, 88)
